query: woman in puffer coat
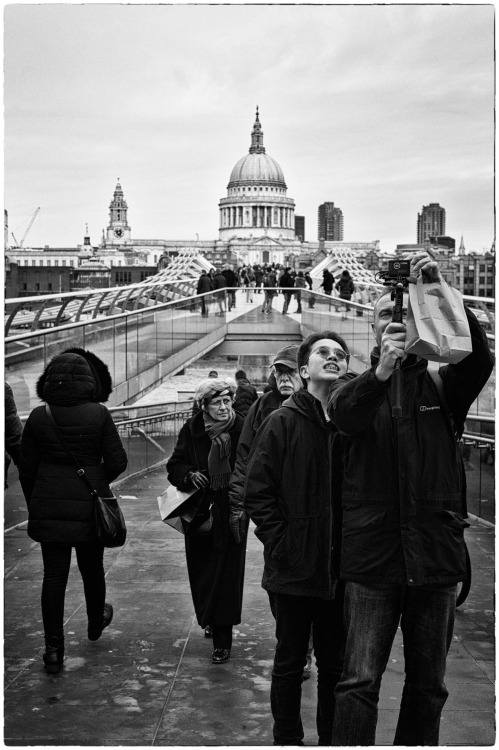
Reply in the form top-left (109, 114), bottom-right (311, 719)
top-left (19, 348), bottom-right (128, 674)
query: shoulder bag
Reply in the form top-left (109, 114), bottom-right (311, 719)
top-left (45, 405), bottom-right (127, 547)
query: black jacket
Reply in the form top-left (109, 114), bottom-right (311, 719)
top-left (212, 273), bottom-right (227, 290)
top-left (320, 270), bottom-right (334, 292)
top-left (19, 349), bottom-right (128, 544)
top-left (196, 274), bottom-right (213, 294)
top-left (229, 384), bottom-right (287, 517)
top-left (244, 389), bottom-right (343, 599)
top-left (5, 382), bottom-right (24, 489)
top-left (233, 379), bottom-right (258, 418)
top-left (222, 269), bottom-right (238, 287)
top-left (279, 272), bottom-right (295, 289)
top-left (5, 382), bottom-right (23, 466)
top-left (335, 276), bottom-right (355, 299)
top-left (328, 308), bottom-right (493, 586)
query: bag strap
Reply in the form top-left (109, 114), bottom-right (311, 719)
top-left (45, 404), bottom-right (98, 497)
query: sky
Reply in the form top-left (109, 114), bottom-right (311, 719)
top-left (4, 3), bottom-right (495, 254)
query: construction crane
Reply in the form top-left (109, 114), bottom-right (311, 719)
top-left (11, 207), bottom-right (40, 248)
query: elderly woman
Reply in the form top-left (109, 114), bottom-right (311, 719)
top-left (166, 378), bottom-right (246, 664)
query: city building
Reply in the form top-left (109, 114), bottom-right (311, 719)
top-left (295, 215), bottom-right (305, 242)
top-left (218, 107), bottom-right (296, 242)
top-left (417, 203), bottom-right (446, 243)
top-left (5, 108), bottom-right (382, 296)
top-left (318, 202), bottom-right (344, 241)
top-left (454, 247), bottom-right (495, 298)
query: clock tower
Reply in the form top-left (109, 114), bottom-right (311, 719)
top-left (106, 180), bottom-right (131, 244)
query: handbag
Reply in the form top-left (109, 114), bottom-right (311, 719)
top-left (157, 484), bottom-right (203, 535)
top-left (405, 277), bottom-right (472, 364)
top-left (45, 405), bottom-right (127, 547)
top-left (188, 503), bottom-right (213, 536)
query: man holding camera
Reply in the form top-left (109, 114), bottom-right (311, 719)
top-left (328, 252), bottom-right (493, 746)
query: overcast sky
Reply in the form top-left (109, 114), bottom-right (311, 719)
top-left (4, 3), bottom-right (495, 253)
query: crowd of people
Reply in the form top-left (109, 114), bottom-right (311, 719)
top-left (169, 250), bottom-right (493, 746)
top-left (195, 262), bottom-right (372, 316)
top-left (8, 250), bottom-right (493, 746)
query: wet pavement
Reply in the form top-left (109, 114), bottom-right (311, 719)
top-left (4, 464), bottom-right (495, 746)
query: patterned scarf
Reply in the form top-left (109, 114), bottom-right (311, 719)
top-left (203, 410), bottom-right (236, 489)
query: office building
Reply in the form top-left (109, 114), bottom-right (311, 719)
top-left (417, 203), bottom-right (446, 243)
top-left (318, 203), bottom-right (344, 241)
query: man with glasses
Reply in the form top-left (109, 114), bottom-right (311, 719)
top-left (243, 332), bottom-right (352, 746)
top-left (229, 345), bottom-right (302, 544)
top-left (328, 253), bottom-right (494, 745)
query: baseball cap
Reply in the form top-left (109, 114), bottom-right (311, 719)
top-left (273, 344), bottom-right (299, 369)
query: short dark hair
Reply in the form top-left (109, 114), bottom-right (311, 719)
top-left (297, 331), bottom-right (350, 387)
top-left (235, 369), bottom-right (247, 380)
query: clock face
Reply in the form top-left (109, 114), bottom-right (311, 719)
top-left (114, 227), bottom-right (124, 238)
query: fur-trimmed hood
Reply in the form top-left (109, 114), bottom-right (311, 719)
top-left (36, 347), bottom-right (113, 405)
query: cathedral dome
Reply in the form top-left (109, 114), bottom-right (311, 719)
top-left (227, 108), bottom-right (287, 189)
top-left (229, 153), bottom-right (286, 187)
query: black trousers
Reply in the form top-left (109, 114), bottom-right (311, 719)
top-left (268, 589), bottom-right (345, 745)
top-left (40, 540), bottom-right (105, 647)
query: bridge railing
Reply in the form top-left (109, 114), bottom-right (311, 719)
top-left (5, 288), bottom-right (232, 412)
top-left (111, 401), bottom-right (494, 524)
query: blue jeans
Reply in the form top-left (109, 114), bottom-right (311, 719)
top-left (268, 589), bottom-right (344, 745)
top-left (41, 541), bottom-right (106, 647)
top-left (332, 581), bottom-right (456, 746)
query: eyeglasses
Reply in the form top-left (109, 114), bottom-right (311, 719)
top-left (310, 346), bottom-right (349, 362)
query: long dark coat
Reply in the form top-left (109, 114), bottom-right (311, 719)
top-left (19, 349), bottom-right (128, 544)
top-left (166, 411), bottom-right (246, 628)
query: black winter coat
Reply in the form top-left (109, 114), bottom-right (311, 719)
top-left (196, 274), bottom-right (213, 295)
top-left (166, 411), bottom-right (246, 627)
top-left (233, 379), bottom-right (258, 418)
top-left (244, 389), bottom-right (344, 599)
top-left (229, 384), bottom-right (286, 517)
top-left (328, 308), bottom-right (493, 586)
top-left (19, 349), bottom-right (128, 544)
top-left (279, 272), bottom-right (295, 289)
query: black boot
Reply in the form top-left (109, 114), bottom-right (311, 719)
top-left (88, 602), bottom-right (114, 641)
top-left (43, 645), bottom-right (64, 674)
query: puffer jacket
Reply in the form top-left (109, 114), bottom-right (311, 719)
top-left (244, 389), bottom-right (344, 599)
top-left (233, 378), bottom-right (258, 418)
top-left (19, 348), bottom-right (128, 544)
top-left (328, 308), bottom-right (493, 586)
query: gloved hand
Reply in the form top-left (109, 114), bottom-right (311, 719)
top-left (229, 508), bottom-right (247, 544)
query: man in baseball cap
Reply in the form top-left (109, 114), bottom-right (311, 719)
top-left (228, 343), bottom-right (302, 543)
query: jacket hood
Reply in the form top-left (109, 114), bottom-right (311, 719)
top-left (36, 347), bottom-right (113, 405)
top-left (282, 389), bottom-right (329, 428)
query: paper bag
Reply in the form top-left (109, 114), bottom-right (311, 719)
top-left (405, 277), bottom-right (472, 364)
top-left (157, 485), bottom-right (202, 534)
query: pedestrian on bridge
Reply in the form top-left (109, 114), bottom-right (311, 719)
top-left (279, 267), bottom-right (295, 315)
top-left (18, 348), bottom-right (128, 675)
top-left (166, 378), bottom-right (246, 665)
top-left (328, 252), bottom-right (494, 745)
top-left (293, 271), bottom-right (307, 313)
top-left (212, 267), bottom-right (227, 315)
top-left (196, 270), bottom-right (213, 316)
top-left (320, 269), bottom-right (335, 296)
top-left (244, 332), bottom-right (352, 746)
